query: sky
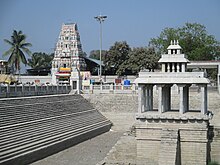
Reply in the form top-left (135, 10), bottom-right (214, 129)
top-left (0, 0), bottom-right (220, 60)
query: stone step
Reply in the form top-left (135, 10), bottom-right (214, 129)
top-left (0, 122), bottom-right (111, 164)
top-left (0, 115), bottom-right (106, 147)
top-left (0, 94), bottom-right (75, 107)
top-left (0, 109), bottom-right (98, 136)
top-left (0, 120), bottom-right (109, 157)
top-left (0, 98), bottom-right (93, 126)
top-left (0, 94), bottom-right (112, 165)
top-left (0, 113), bottom-right (105, 150)
top-left (1, 109), bottom-right (97, 136)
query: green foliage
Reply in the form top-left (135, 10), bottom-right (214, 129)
top-left (80, 51), bottom-right (87, 57)
top-left (3, 30), bottom-right (32, 73)
top-left (117, 47), bottom-right (159, 76)
top-left (105, 41), bottom-right (131, 75)
top-left (208, 161), bottom-right (220, 165)
top-left (149, 23), bottom-right (220, 61)
top-left (89, 50), bottom-right (107, 60)
top-left (28, 52), bottom-right (54, 69)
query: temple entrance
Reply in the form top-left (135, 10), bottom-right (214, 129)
top-left (72, 81), bottom-right (77, 90)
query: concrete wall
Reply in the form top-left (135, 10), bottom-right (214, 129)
top-left (82, 93), bottom-right (138, 113)
top-left (19, 75), bottom-right (52, 84)
top-left (0, 84), bottom-right (71, 98)
top-left (136, 119), bottom-right (209, 165)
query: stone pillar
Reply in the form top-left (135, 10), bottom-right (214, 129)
top-left (158, 85), bottom-right (166, 113)
top-left (109, 84), bottom-right (113, 93)
top-left (164, 85), bottom-right (171, 112)
top-left (138, 85), bottom-right (145, 113)
top-left (149, 85), bottom-right (154, 111)
top-left (200, 84), bottom-right (208, 115)
top-left (177, 63), bottom-right (180, 72)
top-left (183, 85), bottom-right (190, 112)
top-left (172, 63), bottom-right (175, 72)
top-left (51, 68), bottom-right (58, 85)
top-left (35, 85), bottom-right (38, 94)
top-left (162, 64), bottom-right (166, 72)
top-left (100, 83), bottom-right (103, 92)
top-left (57, 84), bottom-right (59, 93)
top-left (179, 85), bottom-right (190, 114)
top-left (179, 85), bottom-right (185, 114)
top-left (22, 84), bottom-right (24, 95)
top-left (145, 85), bottom-right (154, 111)
top-left (6, 84), bottom-right (9, 93)
top-left (167, 63), bottom-right (170, 72)
top-left (132, 83), bottom-right (136, 93)
top-left (181, 64), bottom-right (186, 72)
top-left (218, 65), bottom-right (220, 94)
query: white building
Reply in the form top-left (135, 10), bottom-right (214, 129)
top-left (134, 40), bottom-right (211, 165)
top-left (51, 23), bottom-right (86, 89)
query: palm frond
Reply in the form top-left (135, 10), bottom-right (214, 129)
top-left (21, 42), bottom-right (32, 47)
top-left (7, 51), bottom-right (16, 65)
top-left (21, 47), bottom-right (32, 56)
top-left (17, 30), bottom-right (23, 35)
top-left (4, 39), bottom-right (14, 46)
top-left (19, 49), bottom-right (28, 65)
top-left (19, 34), bottom-right (26, 43)
top-left (3, 47), bottom-right (14, 56)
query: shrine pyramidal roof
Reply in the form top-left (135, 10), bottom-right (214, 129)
top-left (135, 40), bottom-right (210, 85)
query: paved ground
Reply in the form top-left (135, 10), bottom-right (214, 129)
top-left (31, 130), bottom-right (123, 165)
top-left (31, 112), bottom-right (135, 165)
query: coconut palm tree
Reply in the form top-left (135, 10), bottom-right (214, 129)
top-left (28, 52), bottom-right (54, 69)
top-left (28, 53), bottom-right (44, 69)
top-left (3, 30), bottom-right (32, 75)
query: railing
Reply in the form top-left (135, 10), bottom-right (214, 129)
top-left (0, 84), bottom-right (71, 98)
top-left (82, 84), bottom-right (218, 94)
top-left (82, 84), bottom-right (138, 94)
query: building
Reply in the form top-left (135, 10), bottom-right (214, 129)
top-left (134, 40), bottom-right (212, 165)
top-left (51, 23), bottom-right (86, 88)
top-left (0, 60), bottom-right (9, 74)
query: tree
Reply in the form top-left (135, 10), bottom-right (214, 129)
top-left (149, 23), bottom-right (220, 60)
top-left (105, 41), bottom-right (131, 75)
top-left (89, 50), bottom-right (108, 60)
top-left (80, 51), bottom-right (87, 57)
top-left (3, 30), bottom-right (32, 74)
top-left (117, 47), bottom-right (159, 76)
top-left (28, 52), bottom-right (54, 69)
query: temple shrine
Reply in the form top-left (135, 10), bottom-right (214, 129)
top-left (51, 23), bottom-right (86, 88)
top-left (134, 40), bottom-right (212, 165)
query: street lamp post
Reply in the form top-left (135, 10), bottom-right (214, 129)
top-left (94, 14), bottom-right (107, 83)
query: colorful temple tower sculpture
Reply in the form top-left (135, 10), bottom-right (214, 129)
top-left (51, 23), bottom-right (86, 89)
top-left (134, 40), bottom-right (212, 165)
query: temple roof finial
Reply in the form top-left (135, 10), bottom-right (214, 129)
top-left (177, 40), bottom-right (179, 45)
top-left (170, 40), bottom-right (173, 45)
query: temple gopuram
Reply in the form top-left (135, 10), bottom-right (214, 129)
top-left (51, 23), bottom-right (86, 88)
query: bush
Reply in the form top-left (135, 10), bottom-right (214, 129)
top-left (208, 161), bottom-right (220, 165)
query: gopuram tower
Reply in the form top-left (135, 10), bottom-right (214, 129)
top-left (134, 40), bottom-right (212, 165)
top-left (51, 23), bottom-right (86, 88)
